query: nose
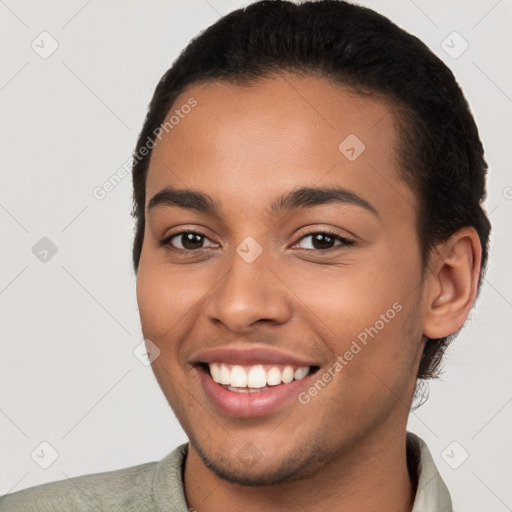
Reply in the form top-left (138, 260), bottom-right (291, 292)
top-left (203, 249), bottom-right (292, 333)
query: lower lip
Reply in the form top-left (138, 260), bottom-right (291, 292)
top-left (197, 366), bottom-right (315, 418)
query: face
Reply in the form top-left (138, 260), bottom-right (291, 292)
top-left (136, 74), bottom-right (427, 485)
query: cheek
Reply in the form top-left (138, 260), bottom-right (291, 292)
top-left (136, 259), bottom-right (185, 341)
top-left (136, 267), bottom-right (171, 338)
top-left (136, 261), bottom-right (203, 411)
top-left (289, 244), bottom-right (421, 390)
top-left (287, 245), bottom-right (419, 338)
top-left (136, 257), bottom-right (211, 342)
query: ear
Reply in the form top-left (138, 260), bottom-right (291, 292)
top-left (422, 227), bottom-right (483, 339)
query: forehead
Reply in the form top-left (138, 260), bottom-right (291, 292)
top-left (146, 74), bottom-right (416, 223)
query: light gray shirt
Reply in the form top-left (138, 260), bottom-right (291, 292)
top-left (0, 432), bottom-right (452, 511)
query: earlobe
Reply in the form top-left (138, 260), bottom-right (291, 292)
top-left (423, 227), bottom-right (482, 339)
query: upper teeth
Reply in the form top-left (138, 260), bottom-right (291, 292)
top-left (208, 363), bottom-right (310, 388)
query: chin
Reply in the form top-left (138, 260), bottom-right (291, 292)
top-left (190, 434), bottom-right (332, 487)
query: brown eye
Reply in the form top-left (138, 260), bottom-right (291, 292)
top-left (294, 231), bottom-right (355, 251)
top-left (161, 231), bottom-right (218, 252)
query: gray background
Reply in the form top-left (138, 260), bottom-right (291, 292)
top-left (1, 0), bottom-right (511, 510)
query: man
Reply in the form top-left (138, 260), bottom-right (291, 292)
top-left (1, 0), bottom-right (490, 510)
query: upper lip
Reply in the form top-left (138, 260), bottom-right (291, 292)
top-left (190, 346), bottom-right (319, 367)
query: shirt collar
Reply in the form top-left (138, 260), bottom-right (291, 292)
top-left (408, 431), bottom-right (453, 511)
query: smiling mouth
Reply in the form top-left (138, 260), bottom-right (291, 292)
top-left (198, 362), bottom-right (320, 393)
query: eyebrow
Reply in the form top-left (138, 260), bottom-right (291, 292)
top-left (148, 185), bottom-right (379, 218)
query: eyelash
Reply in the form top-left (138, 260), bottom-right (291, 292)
top-left (160, 229), bottom-right (355, 255)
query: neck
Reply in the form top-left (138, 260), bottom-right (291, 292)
top-left (184, 425), bottom-right (415, 512)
